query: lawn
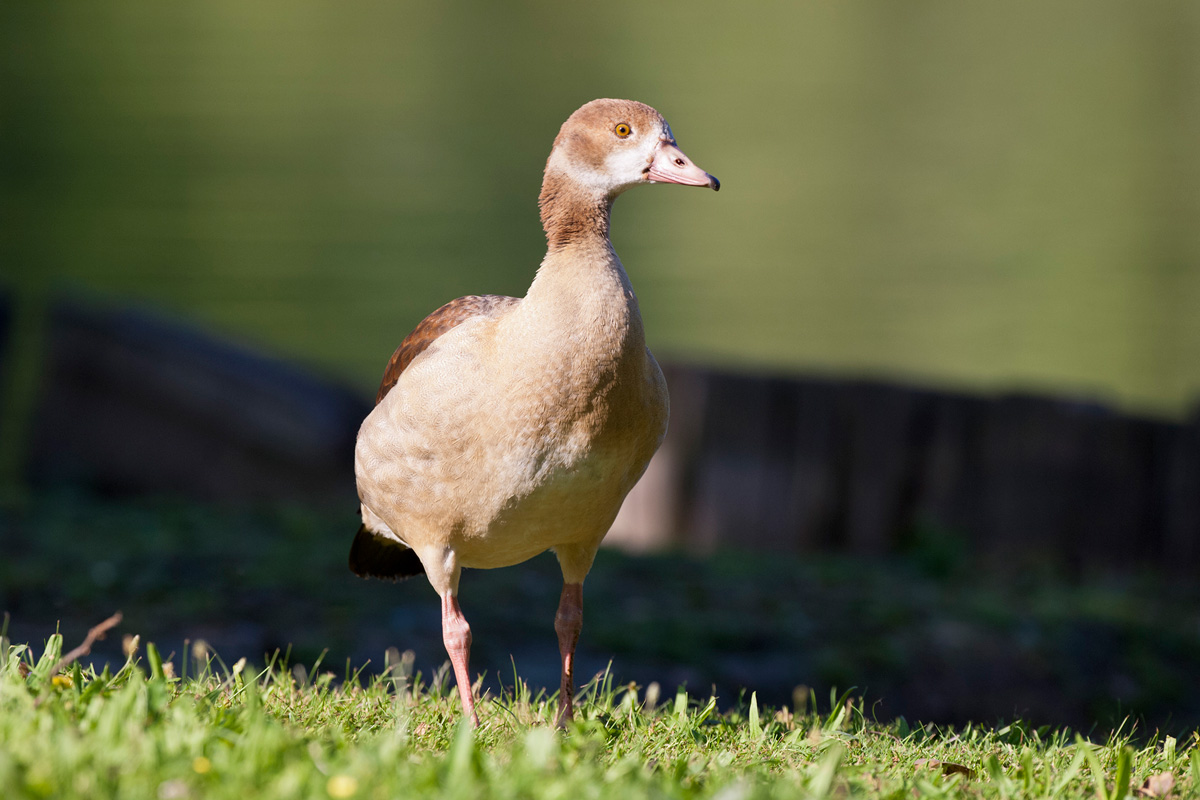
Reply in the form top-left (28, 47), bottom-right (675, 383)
top-left (5, 489), bottom-right (1200, 797)
top-left (2, 629), bottom-right (1198, 800)
top-left (6, 489), bottom-right (1200, 733)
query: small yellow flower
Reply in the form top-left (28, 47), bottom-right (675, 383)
top-left (192, 757), bottom-right (212, 774)
top-left (326, 774), bottom-right (358, 798)
top-left (52, 675), bottom-right (74, 690)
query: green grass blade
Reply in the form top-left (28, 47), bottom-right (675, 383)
top-left (748, 691), bottom-right (762, 740)
top-left (809, 742), bottom-right (844, 798)
top-left (985, 754), bottom-right (1015, 797)
top-left (1112, 746), bottom-right (1132, 800)
top-left (1051, 747), bottom-right (1088, 796)
top-left (146, 641), bottom-right (165, 681)
top-left (1080, 738), bottom-right (1111, 800)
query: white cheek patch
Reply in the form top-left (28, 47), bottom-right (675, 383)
top-left (604, 143), bottom-right (655, 186)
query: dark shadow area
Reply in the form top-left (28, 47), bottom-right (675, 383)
top-left (4, 487), bottom-right (1200, 736)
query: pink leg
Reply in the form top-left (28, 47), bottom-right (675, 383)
top-left (441, 593), bottom-right (479, 726)
top-left (554, 583), bottom-right (583, 727)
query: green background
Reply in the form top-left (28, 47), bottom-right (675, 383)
top-left (4, 1), bottom-right (1199, 415)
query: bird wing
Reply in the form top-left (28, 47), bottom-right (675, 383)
top-left (374, 294), bottom-right (522, 405)
top-left (352, 293), bottom-right (521, 581)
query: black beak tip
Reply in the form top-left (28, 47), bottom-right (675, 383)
top-left (709, 175), bottom-right (721, 192)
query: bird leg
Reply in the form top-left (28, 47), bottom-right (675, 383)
top-left (554, 582), bottom-right (584, 727)
top-left (441, 593), bottom-right (479, 726)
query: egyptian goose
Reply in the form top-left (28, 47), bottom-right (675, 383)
top-left (351, 98), bottom-right (719, 727)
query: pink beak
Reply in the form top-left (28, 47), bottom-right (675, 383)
top-left (647, 141), bottom-right (720, 191)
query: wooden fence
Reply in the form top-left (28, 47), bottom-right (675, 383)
top-left (612, 366), bottom-right (1200, 571)
top-left (9, 295), bottom-right (1199, 571)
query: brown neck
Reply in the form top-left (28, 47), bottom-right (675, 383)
top-left (538, 169), bottom-right (612, 252)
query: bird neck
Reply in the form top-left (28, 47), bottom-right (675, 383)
top-left (538, 168), bottom-right (613, 252)
top-left (521, 236), bottom-right (643, 405)
top-left (527, 163), bottom-right (641, 359)
top-left (524, 182), bottom-right (640, 358)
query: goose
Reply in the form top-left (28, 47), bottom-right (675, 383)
top-left (351, 98), bottom-right (719, 727)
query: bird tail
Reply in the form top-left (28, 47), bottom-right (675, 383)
top-left (348, 515), bottom-right (426, 581)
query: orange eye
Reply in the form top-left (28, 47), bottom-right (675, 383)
top-left (614, 123), bottom-right (631, 138)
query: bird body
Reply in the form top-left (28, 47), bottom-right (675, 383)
top-left (355, 247), bottom-right (668, 589)
top-left (351, 98), bottom-right (718, 726)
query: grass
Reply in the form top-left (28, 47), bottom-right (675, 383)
top-left (11, 489), bottom-right (1200, 734)
top-left (6, 488), bottom-right (1200, 734)
top-left (6, 489), bottom-right (1200, 796)
top-left (3, 630), bottom-right (1199, 800)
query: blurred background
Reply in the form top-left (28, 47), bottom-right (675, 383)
top-left (3, 1), bottom-right (1200, 732)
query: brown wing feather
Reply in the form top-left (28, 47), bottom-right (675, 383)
top-left (375, 294), bottom-right (520, 405)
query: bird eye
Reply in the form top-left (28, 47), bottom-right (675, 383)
top-left (614, 123), bottom-right (631, 138)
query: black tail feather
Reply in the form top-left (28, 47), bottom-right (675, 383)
top-left (348, 525), bottom-right (426, 581)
